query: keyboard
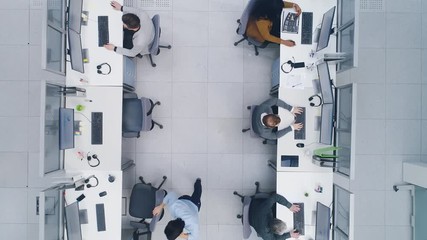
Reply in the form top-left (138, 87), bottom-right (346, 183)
top-left (91, 112), bottom-right (103, 145)
top-left (96, 204), bottom-right (106, 232)
top-left (293, 203), bottom-right (305, 235)
top-left (294, 107), bottom-right (306, 140)
top-left (98, 16), bottom-right (109, 47)
top-left (301, 12), bottom-right (313, 45)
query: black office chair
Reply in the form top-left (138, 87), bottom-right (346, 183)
top-left (122, 92), bottom-right (163, 138)
top-left (234, 0), bottom-right (269, 56)
top-left (146, 14), bottom-right (172, 67)
top-left (129, 176), bottom-right (167, 240)
top-left (233, 182), bottom-right (271, 239)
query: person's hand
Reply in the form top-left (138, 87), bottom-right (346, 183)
top-left (293, 4), bottom-right (302, 16)
top-left (103, 43), bottom-right (115, 51)
top-left (292, 122), bottom-right (303, 131)
top-left (110, 1), bottom-right (122, 11)
top-left (152, 205), bottom-right (164, 216)
top-left (281, 39), bottom-right (296, 47)
top-left (290, 229), bottom-right (300, 238)
top-left (291, 107), bottom-right (303, 116)
top-left (179, 233), bottom-right (189, 239)
top-left (289, 204), bottom-right (301, 213)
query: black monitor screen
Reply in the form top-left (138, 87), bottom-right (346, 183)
top-left (316, 6), bottom-right (336, 52)
top-left (317, 62), bottom-right (334, 104)
top-left (320, 103), bottom-right (334, 145)
top-left (68, 29), bottom-right (84, 73)
top-left (315, 202), bottom-right (331, 240)
top-left (68, 0), bottom-right (83, 33)
top-left (65, 202), bottom-right (83, 240)
top-left (59, 108), bottom-right (74, 150)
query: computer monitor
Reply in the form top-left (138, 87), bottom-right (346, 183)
top-left (68, 29), bottom-right (85, 73)
top-left (65, 202), bottom-right (83, 240)
top-left (316, 6), bottom-right (336, 52)
top-left (320, 103), bottom-right (334, 145)
top-left (317, 62), bottom-right (334, 104)
top-left (59, 108), bottom-right (75, 150)
top-left (67, 0), bottom-right (83, 33)
top-left (315, 202), bottom-right (331, 240)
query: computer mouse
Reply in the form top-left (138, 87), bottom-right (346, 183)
top-left (296, 143), bottom-right (304, 148)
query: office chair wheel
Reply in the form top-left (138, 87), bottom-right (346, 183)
top-left (167, 45), bottom-right (172, 49)
top-left (237, 19), bottom-right (240, 23)
top-left (234, 42), bottom-right (238, 46)
top-left (233, 191), bottom-right (238, 195)
top-left (242, 128), bottom-right (250, 133)
top-left (262, 140), bottom-right (267, 144)
top-left (151, 63), bottom-right (157, 67)
top-left (237, 214), bottom-right (242, 219)
top-left (247, 106), bottom-right (251, 110)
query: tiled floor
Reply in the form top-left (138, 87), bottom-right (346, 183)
top-left (121, 2), bottom-right (279, 239)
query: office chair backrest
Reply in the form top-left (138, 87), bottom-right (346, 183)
top-left (149, 189), bottom-right (166, 232)
top-left (242, 196), bottom-right (252, 239)
top-left (237, 0), bottom-right (258, 35)
top-left (149, 14), bottom-right (161, 55)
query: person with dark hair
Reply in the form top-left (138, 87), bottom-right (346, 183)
top-left (246, 0), bottom-right (302, 46)
top-left (249, 193), bottom-right (301, 239)
top-left (104, 1), bottom-right (154, 57)
top-left (252, 98), bottom-right (303, 140)
top-left (153, 178), bottom-right (202, 240)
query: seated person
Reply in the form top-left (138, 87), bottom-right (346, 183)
top-left (152, 178), bottom-right (202, 240)
top-left (250, 193), bottom-right (301, 239)
top-left (246, 0), bottom-right (302, 46)
top-left (104, 1), bottom-right (155, 57)
top-left (252, 98), bottom-right (303, 140)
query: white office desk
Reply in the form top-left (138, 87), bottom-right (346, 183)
top-left (276, 172), bottom-right (333, 239)
top-left (64, 86), bottom-right (122, 171)
top-left (277, 0), bottom-right (337, 172)
top-left (66, 0), bottom-right (124, 86)
top-left (64, 171), bottom-right (123, 240)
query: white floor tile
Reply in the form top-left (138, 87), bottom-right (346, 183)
top-left (207, 118), bottom-right (243, 153)
top-left (172, 82), bottom-right (208, 118)
top-left (386, 49), bottom-right (422, 84)
top-left (172, 118), bottom-right (208, 153)
top-left (386, 84), bottom-right (422, 119)
top-left (385, 226), bottom-right (412, 240)
top-left (28, 81), bottom-right (41, 117)
top-left (172, 46), bottom-right (208, 82)
top-left (206, 189), bottom-right (243, 224)
top-left (386, 0), bottom-right (422, 12)
top-left (386, 13), bottom-right (422, 48)
top-left (0, 117), bottom-right (28, 152)
top-left (355, 119), bottom-right (386, 155)
top-left (0, 81), bottom-right (28, 117)
top-left (135, 153), bottom-right (172, 189)
top-left (173, 12), bottom-right (209, 47)
top-left (242, 132), bottom-right (276, 154)
top-left (28, 45), bottom-right (65, 82)
top-left (243, 46), bottom-right (279, 83)
top-left (0, 153), bottom-right (27, 187)
top-left (0, 224), bottom-right (27, 239)
top-left (242, 154), bottom-right (276, 190)
top-left (136, 49), bottom-right (173, 82)
top-left (209, 12), bottom-right (241, 47)
top-left (356, 84), bottom-right (386, 119)
top-left (28, 117), bottom-right (40, 153)
top-left (170, 154), bottom-right (208, 189)
top-left (29, 10), bottom-right (41, 45)
top-left (423, 120), bottom-right (427, 154)
top-left (243, 83), bottom-right (271, 118)
top-left (354, 190), bottom-right (385, 226)
top-left (0, 10), bottom-right (29, 45)
top-left (385, 155), bottom-right (420, 188)
top-left (350, 49), bottom-right (386, 84)
top-left (0, 46), bottom-right (29, 81)
top-left (354, 226), bottom-right (385, 240)
top-left (209, 0), bottom-right (243, 11)
top-left (208, 47), bottom-right (243, 83)
top-left (358, 13), bottom-right (386, 49)
top-left (351, 155), bottom-right (386, 190)
top-left (207, 82), bottom-right (243, 118)
top-left (135, 118), bottom-right (172, 153)
top-left (423, 13), bottom-right (427, 49)
top-left (173, 0), bottom-right (209, 11)
top-left (385, 190), bottom-right (412, 226)
top-left (0, 188), bottom-right (28, 223)
top-left (386, 119), bottom-right (421, 154)
top-left (422, 85), bottom-right (427, 118)
top-left (207, 154), bottom-right (243, 189)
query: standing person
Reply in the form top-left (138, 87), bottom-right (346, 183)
top-left (104, 1), bottom-right (155, 57)
top-left (246, 0), bottom-right (302, 46)
top-left (249, 193), bottom-right (301, 239)
top-left (153, 178), bottom-right (202, 240)
top-left (252, 97), bottom-right (304, 140)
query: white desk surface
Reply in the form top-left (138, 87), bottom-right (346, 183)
top-left (64, 86), bottom-right (122, 171)
top-left (276, 172), bottom-right (333, 240)
top-left (66, 0), bottom-right (124, 87)
top-left (65, 171), bottom-right (122, 240)
top-left (277, 0), bottom-right (337, 173)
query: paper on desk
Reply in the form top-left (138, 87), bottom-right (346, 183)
top-left (284, 74), bottom-right (304, 89)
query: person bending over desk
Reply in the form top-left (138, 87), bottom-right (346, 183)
top-left (247, 0), bottom-right (302, 46)
top-left (152, 178), bottom-right (202, 240)
top-left (253, 98), bottom-right (303, 140)
top-left (250, 193), bottom-right (301, 239)
top-left (104, 1), bottom-right (154, 57)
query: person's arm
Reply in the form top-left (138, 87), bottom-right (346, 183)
top-left (152, 192), bottom-right (178, 216)
top-left (115, 44), bottom-right (145, 57)
top-left (275, 99), bottom-right (292, 111)
top-left (275, 126), bottom-right (292, 138)
top-left (259, 194), bottom-right (293, 214)
top-left (283, 1), bottom-right (302, 16)
top-left (256, 19), bottom-right (282, 45)
top-left (186, 223), bottom-right (199, 240)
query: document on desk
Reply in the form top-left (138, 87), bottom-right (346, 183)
top-left (284, 74), bottom-right (304, 89)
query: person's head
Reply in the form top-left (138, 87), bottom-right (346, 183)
top-left (251, 0), bottom-right (284, 20)
top-left (270, 218), bottom-right (287, 235)
top-left (262, 114), bottom-right (281, 128)
top-left (122, 13), bottom-right (140, 30)
top-left (164, 218), bottom-right (185, 240)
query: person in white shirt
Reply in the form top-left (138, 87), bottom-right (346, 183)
top-left (152, 178), bottom-right (202, 240)
top-left (104, 1), bottom-right (155, 57)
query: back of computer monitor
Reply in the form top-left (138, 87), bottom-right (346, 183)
top-left (68, 0), bottom-right (83, 33)
top-left (68, 29), bottom-right (85, 73)
top-left (317, 62), bottom-right (334, 104)
top-left (65, 202), bottom-right (83, 240)
top-left (315, 202), bottom-right (331, 240)
top-left (59, 108), bottom-right (75, 150)
top-left (316, 6), bottom-right (336, 52)
top-left (319, 103), bottom-right (334, 145)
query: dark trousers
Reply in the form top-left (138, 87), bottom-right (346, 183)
top-left (178, 179), bottom-right (202, 211)
top-left (123, 28), bottom-right (135, 49)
